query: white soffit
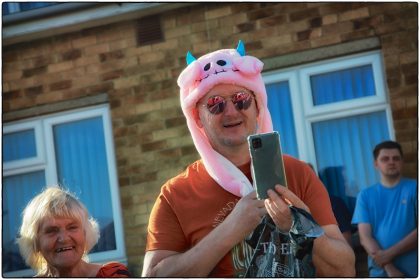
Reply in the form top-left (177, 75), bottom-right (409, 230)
top-left (3, 2), bottom-right (196, 46)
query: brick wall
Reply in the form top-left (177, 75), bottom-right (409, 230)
top-left (3, 2), bottom-right (417, 276)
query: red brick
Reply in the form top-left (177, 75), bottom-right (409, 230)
top-left (204, 5), bottom-right (231, 20)
top-left (400, 51), bottom-right (418, 64)
top-left (157, 148), bottom-right (182, 159)
top-left (49, 80), bottom-right (72, 91)
top-left (22, 66), bottom-right (47, 78)
top-left (24, 85), bottom-right (43, 97)
top-left (102, 70), bottom-right (125, 81)
top-left (322, 21), bottom-right (354, 35)
top-left (3, 71), bottom-right (22, 81)
top-left (2, 90), bottom-right (22, 100)
top-left (62, 49), bottom-right (82, 61)
top-left (341, 29), bottom-right (375, 43)
top-left (3, 102), bottom-right (10, 112)
top-left (310, 34), bottom-right (341, 48)
top-left (131, 172), bottom-right (157, 184)
top-left (99, 50), bottom-right (125, 62)
top-left (318, 3), bottom-right (351, 15)
top-left (392, 107), bottom-right (417, 120)
top-left (48, 61), bottom-right (73, 73)
top-left (292, 9), bottom-right (320, 22)
top-left (3, 50), bottom-right (19, 63)
top-left (259, 15), bottom-right (288, 28)
top-left (84, 43), bottom-right (110, 56)
top-left (32, 56), bottom-right (53, 68)
top-left (86, 82), bottom-right (114, 94)
top-left (72, 35), bottom-right (97, 48)
top-left (181, 145), bottom-right (197, 156)
top-left (248, 7), bottom-right (275, 21)
top-left (297, 30), bottom-right (311, 41)
top-left (165, 116), bottom-right (185, 128)
top-left (338, 7), bottom-right (370, 21)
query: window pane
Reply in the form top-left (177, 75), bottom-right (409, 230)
top-left (3, 129), bottom-right (37, 162)
top-left (2, 171), bottom-right (46, 272)
top-left (266, 81), bottom-right (299, 158)
top-left (53, 117), bottom-right (116, 252)
top-left (310, 65), bottom-right (375, 105)
top-left (19, 2), bottom-right (58, 12)
top-left (3, 2), bottom-right (59, 15)
top-left (2, 3), bottom-right (20, 15)
top-left (312, 111), bottom-right (389, 212)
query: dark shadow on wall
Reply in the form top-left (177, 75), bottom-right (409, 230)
top-left (319, 166), bottom-right (356, 213)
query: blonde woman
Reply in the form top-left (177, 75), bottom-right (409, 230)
top-left (17, 186), bottom-right (130, 277)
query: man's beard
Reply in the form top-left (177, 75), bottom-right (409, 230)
top-left (221, 135), bottom-right (248, 146)
top-left (384, 168), bottom-right (401, 179)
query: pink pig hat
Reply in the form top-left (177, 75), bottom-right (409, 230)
top-left (177, 41), bottom-right (273, 197)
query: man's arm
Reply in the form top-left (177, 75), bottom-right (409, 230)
top-left (141, 191), bottom-right (266, 277)
top-left (372, 229), bottom-right (417, 267)
top-left (358, 223), bottom-right (405, 277)
top-left (312, 224), bottom-right (355, 276)
top-left (358, 223), bottom-right (381, 256)
top-left (266, 185), bottom-right (355, 277)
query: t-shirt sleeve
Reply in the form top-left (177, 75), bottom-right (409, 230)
top-left (303, 165), bottom-right (337, 226)
top-left (146, 185), bottom-right (188, 252)
top-left (411, 181), bottom-right (418, 221)
top-left (351, 190), bottom-right (369, 225)
top-left (284, 156), bottom-right (337, 227)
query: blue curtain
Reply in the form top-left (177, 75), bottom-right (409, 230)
top-left (53, 117), bottom-right (116, 252)
top-left (3, 129), bottom-right (37, 162)
top-left (310, 65), bottom-right (375, 105)
top-left (2, 171), bottom-right (46, 272)
top-left (266, 81), bottom-right (299, 158)
top-left (312, 111), bottom-right (390, 212)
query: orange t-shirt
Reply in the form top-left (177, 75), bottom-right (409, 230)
top-left (146, 155), bottom-right (337, 277)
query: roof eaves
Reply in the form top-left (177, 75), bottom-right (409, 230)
top-left (2, 2), bottom-right (197, 46)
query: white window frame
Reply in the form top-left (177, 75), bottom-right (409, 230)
top-left (3, 120), bottom-right (45, 173)
top-left (300, 51), bottom-right (388, 117)
top-left (263, 50), bottom-right (395, 171)
top-left (3, 104), bottom-right (127, 277)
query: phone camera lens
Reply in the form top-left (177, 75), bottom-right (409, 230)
top-left (252, 138), bottom-right (262, 149)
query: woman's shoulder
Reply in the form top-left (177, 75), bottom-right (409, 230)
top-left (96, 262), bottom-right (131, 278)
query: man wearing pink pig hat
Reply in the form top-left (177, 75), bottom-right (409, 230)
top-left (142, 41), bottom-right (355, 277)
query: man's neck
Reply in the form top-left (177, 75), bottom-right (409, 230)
top-left (380, 175), bottom-right (402, 188)
top-left (218, 144), bottom-right (250, 167)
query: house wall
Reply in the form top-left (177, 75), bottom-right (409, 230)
top-left (3, 3), bottom-right (417, 276)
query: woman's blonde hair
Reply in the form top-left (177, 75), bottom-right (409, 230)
top-left (17, 186), bottom-right (100, 276)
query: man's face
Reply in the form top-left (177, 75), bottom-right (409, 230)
top-left (374, 148), bottom-right (403, 178)
top-left (195, 84), bottom-right (258, 153)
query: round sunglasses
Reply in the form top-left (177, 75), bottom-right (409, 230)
top-left (201, 91), bottom-right (254, 115)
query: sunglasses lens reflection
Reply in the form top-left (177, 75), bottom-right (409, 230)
top-left (207, 96), bottom-right (226, 114)
top-left (206, 92), bottom-right (253, 115)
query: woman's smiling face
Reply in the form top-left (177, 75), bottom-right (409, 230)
top-left (37, 216), bottom-right (86, 272)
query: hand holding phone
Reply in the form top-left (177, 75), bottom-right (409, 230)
top-left (248, 132), bottom-right (287, 200)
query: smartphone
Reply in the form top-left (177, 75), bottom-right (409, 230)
top-left (248, 131), bottom-right (288, 200)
